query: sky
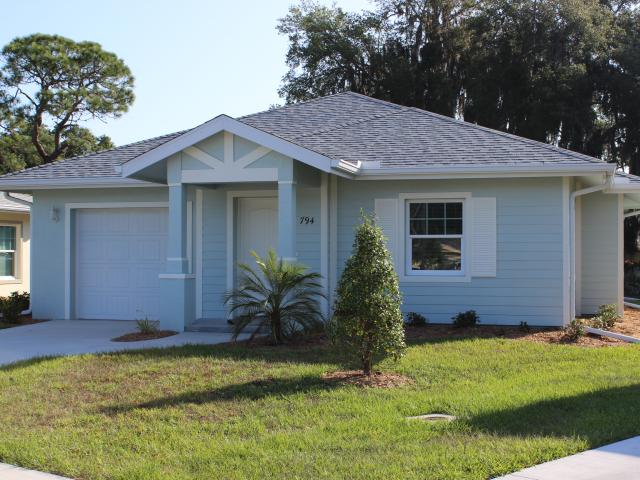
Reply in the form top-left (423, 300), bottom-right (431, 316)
top-left (2, 0), bottom-right (372, 146)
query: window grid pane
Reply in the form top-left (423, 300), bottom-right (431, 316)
top-left (0, 226), bottom-right (16, 251)
top-left (408, 201), bottom-right (463, 273)
top-left (0, 252), bottom-right (14, 277)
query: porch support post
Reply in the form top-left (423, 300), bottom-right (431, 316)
top-left (278, 179), bottom-right (297, 262)
top-left (159, 155), bottom-right (195, 332)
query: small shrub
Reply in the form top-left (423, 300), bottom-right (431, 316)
top-left (590, 304), bottom-right (620, 330)
top-left (564, 318), bottom-right (585, 341)
top-left (519, 321), bottom-right (531, 332)
top-left (406, 312), bottom-right (428, 326)
top-left (0, 291), bottom-right (30, 323)
top-left (452, 310), bottom-right (479, 328)
top-left (329, 212), bottom-right (405, 375)
top-left (136, 318), bottom-right (158, 334)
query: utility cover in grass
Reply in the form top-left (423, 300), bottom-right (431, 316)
top-left (406, 414), bottom-right (457, 422)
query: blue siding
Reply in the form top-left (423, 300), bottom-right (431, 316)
top-left (30, 188), bottom-right (168, 319)
top-left (337, 177), bottom-right (565, 326)
top-left (200, 185), bottom-right (321, 319)
top-left (580, 192), bottom-right (621, 314)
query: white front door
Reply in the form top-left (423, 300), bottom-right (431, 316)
top-left (75, 207), bottom-right (168, 320)
top-left (236, 197), bottom-right (278, 282)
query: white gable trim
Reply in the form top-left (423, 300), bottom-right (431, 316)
top-left (184, 146), bottom-right (224, 169)
top-left (121, 115), bottom-right (338, 178)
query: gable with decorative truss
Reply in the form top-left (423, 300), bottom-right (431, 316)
top-left (179, 131), bottom-right (290, 183)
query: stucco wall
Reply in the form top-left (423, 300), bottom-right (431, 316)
top-left (0, 211), bottom-right (30, 298)
top-left (337, 177), bottom-right (566, 326)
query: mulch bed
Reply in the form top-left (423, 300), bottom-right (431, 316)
top-left (0, 315), bottom-right (48, 330)
top-left (405, 323), bottom-right (623, 347)
top-left (235, 311), bottom-right (640, 350)
top-left (322, 370), bottom-right (413, 388)
top-left (609, 307), bottom-right (640, 338)
top-left (112, 331), bottom-right (178, 342)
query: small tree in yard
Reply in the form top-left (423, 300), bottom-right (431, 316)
top-left (329, 212), bottom-right (406, 375)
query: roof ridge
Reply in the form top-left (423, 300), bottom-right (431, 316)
top-left (239, 91), bottom-right (360, 120)
top-left (405, 106), bottom-right (604, 164)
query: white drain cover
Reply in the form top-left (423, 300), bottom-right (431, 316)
top-left (406, 414), bottom-right (456, 422)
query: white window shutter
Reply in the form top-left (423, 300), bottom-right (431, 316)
top-left (471, 197), bottom-right (497, 277)
top-left (374, 198), bottom-right (399, 268)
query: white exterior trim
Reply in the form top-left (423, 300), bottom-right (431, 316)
top-left (186, 200), bottom-right (193, 274)
top-left (575, 195), bottom-right (582, 316)
top-left (184, 146), bottom-right (224, 169)
top-left (225, 190), bottom-right (277, 318)
top-left (562, 177), bottom-right (570, 325)
top-left (329, 175), bottom-right (338, 311)
top-left (320, 173), bottom-right (329, 317)
top-left (397, 192), bottom-right (472, 283)
top-left (355, 163), bottom-right (614, 179)
top-left (159, 273), bottom-right (196, 279)
top-left (121, 115), bottom-right (339, 178)
top-left (195, 189), bottom-right (203, 319)
top-left (618, 194), bottom-right (624, 316)
top-left (64, 201), bottom-right (169, 320)
top-left (181, 168), bottom-right (278, 183)
top-left (235, 146), bottom-right (271, 169)
top-left (0, 179), bottom-right (159, 190)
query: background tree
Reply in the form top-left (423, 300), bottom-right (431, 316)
top-left (329, 213), bottom-right (405, 375)
top-left (279, 0), bottom-right (640, 253)
top-left (0, 34), bottom-right (133, 173)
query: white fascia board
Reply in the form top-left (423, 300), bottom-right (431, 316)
top-left (0, 178), bottom-right (159, 190)
top-left (121, 115), bottom-right (336, 178)
top-left (354, 162), bottom-right (615, 180)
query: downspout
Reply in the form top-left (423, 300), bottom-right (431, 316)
top-left (569, 179), bottom-right (610, 322)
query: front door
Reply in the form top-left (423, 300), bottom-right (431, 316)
top-left (236, 197), bottom-right (278, 284)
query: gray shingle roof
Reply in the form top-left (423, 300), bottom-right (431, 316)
top-left (0, 92), bottom-right (609, 183)
top-left (0, 131), bottom-right (186, 181)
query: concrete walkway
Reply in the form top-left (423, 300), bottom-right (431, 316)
top-left (495, 436), bottom-right (640, 479)
top-left (0, 462), bottom-right (70, 479)
top-left (0, 319), bottom-right (236, 366)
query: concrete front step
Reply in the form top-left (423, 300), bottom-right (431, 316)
top-left (186, 320), bottom-right (263, 334)
top-left (186, 321), bottom-right (233, 333)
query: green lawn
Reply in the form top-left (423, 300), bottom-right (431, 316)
top-left (0, 338), bottom-right (639, 480)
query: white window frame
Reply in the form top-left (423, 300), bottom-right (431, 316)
top-left (398, 192), bottom-right (471, 283)
top-left (0, 223), bottom-right (19, 281)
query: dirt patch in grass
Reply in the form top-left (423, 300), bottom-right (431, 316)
top-left (322, 370), bottom-right (413, 388)
top-left (112, 331), bottom-right (178, 342)
top-left (0, 315), bottom-right (48, 330)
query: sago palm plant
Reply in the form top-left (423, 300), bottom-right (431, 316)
top-left (223, 249), bottom-right (325, 344)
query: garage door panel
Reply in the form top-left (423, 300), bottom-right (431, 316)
top-left (75, 208), bottom-right (167, 320)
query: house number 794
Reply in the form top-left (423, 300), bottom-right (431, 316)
top-left (299, 216), bottom-right (314, 225)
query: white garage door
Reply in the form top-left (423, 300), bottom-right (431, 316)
top-left (75, 208), bottom-right (168, 320)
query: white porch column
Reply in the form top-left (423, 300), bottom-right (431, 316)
top-left (278, 180), bottom-right (297, 262)
top-left (159, 156), bottom-right (195, 331)
top-left (166, 182), bottom-right (189, 274)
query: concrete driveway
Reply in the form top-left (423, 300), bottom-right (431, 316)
top-left (0, 320), bottom-right (235, 366)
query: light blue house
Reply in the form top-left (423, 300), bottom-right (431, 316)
top-left (0, 92), bottom-right (638, 331)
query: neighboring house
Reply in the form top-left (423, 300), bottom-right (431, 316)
top-left (0, 192), bottom-right (31, 297)
top-left (0, 92), bottom-right (637, 330)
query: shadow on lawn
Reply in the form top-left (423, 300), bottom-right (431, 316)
top-left (101, 373), bottom-right (339, 415)
top-left (467, 383), bottom-right (640, 447)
